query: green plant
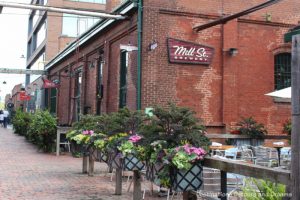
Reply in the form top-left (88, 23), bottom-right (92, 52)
top-left (117, 134), bottom-right (146, 160)
top-left (167, 144), bottom-right (206, 170)
top-left (242, 178), bottom-right (286, 200)
top-left (141, 103), bottom-right (210, 149)
top-left (237, 117), bottom-right (267, 138)
top-left (12, 109), bottom-right (32, 136)
top-left (27, 110), bottom-right (57, 152)
top-left (282, 119), bottom-right (291, 135)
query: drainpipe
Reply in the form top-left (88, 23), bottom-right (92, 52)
top-left (137, 0), bottom-right (143, 110)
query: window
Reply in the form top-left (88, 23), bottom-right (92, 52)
top-left (67, 0), bottom-right (106, 4)
top-left (96, 51), bottom-right (104, 115)
top-left (36, 22), bottom-right (46, 48)
top-left (74, 71), bottom-right (82, 121)
top-left (274, 53), bottom-right (291, 90)
top-left (50, 88), bottom-right (57, 114)
top-left (62, 14), bottom-right (100, 37)
top-left (32, 11), bottom-right (39, 28)
top-left (119, 51), bottom-right (128, 108)
top-left (30, 52), bottom-right (45, 82)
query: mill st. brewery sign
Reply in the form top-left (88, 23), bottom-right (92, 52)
top-left (167, 38), bottom-right (214, 65)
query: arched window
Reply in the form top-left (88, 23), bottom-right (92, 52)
top-left (274, 53), bottom-right (291, 90)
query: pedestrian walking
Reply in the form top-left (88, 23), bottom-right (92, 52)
top-left (3, 109), bottom-right (9, 128)
top-left (0, 110), bottom-right (4, 127)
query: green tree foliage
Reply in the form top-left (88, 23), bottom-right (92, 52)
top-left (12, 109), bottom-right (32, 136)
top-left (27, 110), bottom-right (57, 152)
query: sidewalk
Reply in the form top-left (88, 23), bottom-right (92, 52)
top-left (0, 126), bottom-right (163, 200)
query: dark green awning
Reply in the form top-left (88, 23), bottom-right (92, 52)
top-left (284, 29), bottom-right (300, 43)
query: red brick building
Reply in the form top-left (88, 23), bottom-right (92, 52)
top-left (45, 0), bottom-right (300, 135)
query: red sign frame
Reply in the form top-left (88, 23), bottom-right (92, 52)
top-left (42, 78), bottom-right (59, 88)
top-left (19, 91), bottom-right (31, 101)
top-left (167, 38), bottom-right (214, 65)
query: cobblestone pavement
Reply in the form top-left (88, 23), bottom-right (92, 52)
top-left (0, 126), bottom-right (167, 200)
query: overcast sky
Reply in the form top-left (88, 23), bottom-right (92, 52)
top-left (0, 0), bottom-right (30, 102)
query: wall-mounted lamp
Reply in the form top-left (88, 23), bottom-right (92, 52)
top-left (88, 61), bottom-right (95, 69)
top-left (229, 48), bottom-right (238, 56)
top-left (148, 41), bottom-right (158, 51)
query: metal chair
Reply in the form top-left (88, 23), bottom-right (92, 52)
top-left (253, 146), bottom-right (278, 167)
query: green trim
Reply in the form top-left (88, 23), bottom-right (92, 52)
top-left (137, 0), bottom-right (142, 110)
top-left (284, 29), bottom-right (300, 43)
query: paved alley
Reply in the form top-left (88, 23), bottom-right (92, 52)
top-left (0, 126), bottom-right (162, 200)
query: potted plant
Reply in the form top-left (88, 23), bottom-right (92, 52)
top-left (118, 134), bottom-right (145, 171)
top-left (235, 117), bottom-right (267, 146)
top-left (141, 103), bottom-right (210, 191)
top-left (150, 144), bottom-right (206, 191)
top-left (282, 119), bottom-right (291, 144)
top-left (167, 144), bottom-right (206, 192)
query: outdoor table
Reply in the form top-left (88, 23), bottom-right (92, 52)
top-left (56, 126), bottom-right (72, 156)
top-left (273, 145), bottom-right (285, 166)
top-left (209, 145), bottom-right (235, 155)
top-left (264, 144), bottom-right (289, 166)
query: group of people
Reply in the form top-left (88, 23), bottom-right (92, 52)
top-left (0, 110), bottom-right (9, 128)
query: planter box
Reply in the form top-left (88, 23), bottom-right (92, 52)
top-left (170, 162), bottom-right (203, 192)
top-left (97, 150), bottom-right (108, 163)
top-left (70, 141), bottom-right (82, 155)
top-left (123, 154), bottom-right (145, 171)
top-left (98, 151), bottom-right (108, 163)
top-left (146, 162), bottom-right (164, 184)
top-left (108, 150), bottom-right (123, 169)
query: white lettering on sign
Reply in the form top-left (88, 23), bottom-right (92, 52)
top-left (173, 46), bottom-right (208, 58)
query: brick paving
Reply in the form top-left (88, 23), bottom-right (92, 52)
top-left (0, 126), bottom-right (165, 200)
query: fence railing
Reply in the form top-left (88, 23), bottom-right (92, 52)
top-left (203, 157), bottom-right (291, 200)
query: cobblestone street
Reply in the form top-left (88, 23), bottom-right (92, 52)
top-left (0, 126), bottom-right (163, 200)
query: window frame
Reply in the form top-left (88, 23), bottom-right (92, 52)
top-left (274, 52), bottom-right (291, 90)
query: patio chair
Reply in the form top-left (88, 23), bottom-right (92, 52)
top-left (253, 146), bottom-right (278, 167)
top-left (280, 147), bottom-right (291, 170)
top-left (240, 148), bottom-right (255, 163)
top-left (224, 148), bottom-right (239, 159)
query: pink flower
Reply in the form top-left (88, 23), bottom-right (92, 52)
top-left (129, 135), bottom-right (142, 143)
top-left (89, 130), bottom-right (94, 135)
top-left (82, 130), bottom-right (94, 135)
top-left (82, 130), bottom-right (89, 135)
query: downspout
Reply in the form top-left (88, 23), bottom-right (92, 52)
top-left (136, 0), bottom-right (143, 110)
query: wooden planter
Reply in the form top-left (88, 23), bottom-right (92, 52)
top-left (108, 150), bottom-right (123, 169)
top-left (170, 162), bottom-right (203, 192)
top-left (146, 162), bottom-right (164, 185)
top-left (123, 154), bottom-right (145, 171)
top-left (97, 150), bottom-right (108, 163)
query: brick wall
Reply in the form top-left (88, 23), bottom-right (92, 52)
top-left (48, 11), bottom-right (138, 124)
top-left (141, 0), bottom-right (299, 134)
top-left (49, 0), bottom-right (299, 134)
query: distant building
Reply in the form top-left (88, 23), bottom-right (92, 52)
top-left (4, 94), bottom-right (11, 107)
top-left (11, 84), bottom-right (24, 111)
top-left (25, 0), bottom-right (107, 110)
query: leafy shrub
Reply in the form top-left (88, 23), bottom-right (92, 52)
top-left (282, 119), bottom-right (291, 135)
top-left (12, 109), bottom-right (32, 136)
top-left (242, 178), bottom-right (286, 200)
top-left (27, 110), bottom-right (57, 152)
top-left (141, 103), bottom-right (210, 149)
top-left (237, 117), bottom-right (267, 138)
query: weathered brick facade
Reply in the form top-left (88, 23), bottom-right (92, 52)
top-left (48, 0), bottom-right (300, 135)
